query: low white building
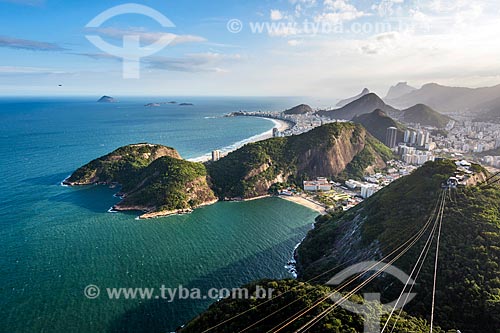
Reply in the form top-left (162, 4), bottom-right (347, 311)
top-left (303, 177), bottom-right (333, 192)
top-left (345, 179), bottom-right (363, 189)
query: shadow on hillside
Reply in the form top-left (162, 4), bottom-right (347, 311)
top-left (48, 184), bottom-right (122, 214)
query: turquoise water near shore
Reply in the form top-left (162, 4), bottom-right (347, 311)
top-left (0, 97), bottom-right (318, 332)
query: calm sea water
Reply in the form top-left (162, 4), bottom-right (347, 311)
top-left (0, 97), bottom-right (318, 333)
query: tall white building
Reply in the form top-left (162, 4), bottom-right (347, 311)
top-left (386, 127), bottom-right (398, 148)
top-left (404, 129), bottom-right (411, 143)
top-left (361, 184), bottom-right (380, 198)
top-left (212, 150), bottom-right (221, 162)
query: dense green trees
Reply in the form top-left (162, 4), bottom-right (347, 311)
top-left (182, 280), bottom-right (446, 333)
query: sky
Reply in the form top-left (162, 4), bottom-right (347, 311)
top-left (1, 0), bottom-right (500, 98)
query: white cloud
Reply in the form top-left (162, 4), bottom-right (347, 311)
top-left (315, 0), bottom-right (368, 24)
top-left (0, 35), bottom-right (65, 51)
top-left (84, 27), bottom-right (207, 46)
top-left (270, 9), bottom-right (285, 21)
top-left (146, 52), bottom-right (242, 73)
top-left (0, 66), bottom-right (66, 74)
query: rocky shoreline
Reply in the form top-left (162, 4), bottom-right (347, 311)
top-left (114, 199), bottom-right (220, 220)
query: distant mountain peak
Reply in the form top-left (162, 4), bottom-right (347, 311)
top-left (385, 82), bottom-right (417, 100)
top-left (387, 82), bottom-right (500, 115)
top-left (352, 108), bottom-right (404, 145)
top-left (372, 108), bottom-right (388, 117)
top-left (336, 88), bottom-right (371, 107)
top-left (422, 82), bottom-right (441, 88)
top-left (283, 104), bottom-right (313, 115)
top-left (401, 103), bottom-right (453, 128)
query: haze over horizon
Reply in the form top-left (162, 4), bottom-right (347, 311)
top-left (1, 0), bottom-right (500, 98)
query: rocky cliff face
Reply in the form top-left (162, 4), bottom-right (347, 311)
top-left (294, 126), bottom-right (373, 176)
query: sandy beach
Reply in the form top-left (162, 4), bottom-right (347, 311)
top-left (278, 195), bottom-right (327, 214)
top-left (189, 117), bottom-right (292, 163)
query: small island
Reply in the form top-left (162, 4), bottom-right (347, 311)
top-left (97, 96), bottom-right (117, 103)
top-left (179, 103), bottom-right (194, 106)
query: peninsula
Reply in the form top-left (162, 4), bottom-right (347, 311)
top-left (64, 123), bottom-right (393, 218)
top-left (63, 144), bottom-right (217, 219)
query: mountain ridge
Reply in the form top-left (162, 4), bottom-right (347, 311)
top-left (385, 82), bottom-right (417, 100)
top-left (336, 88), bottom-right (370, 107)
top-left (318, 93), bottom-right (399, 120)
top-left (386, 82), bottom-right (500, 114)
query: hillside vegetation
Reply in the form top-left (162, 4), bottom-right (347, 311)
top-left (64, 144), bottom-right (216, 218)
top-left (297, 160), bottom-right (499, 332)
top-left (182, 279), bottom-right (446, 333)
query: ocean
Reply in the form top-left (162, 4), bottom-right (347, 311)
top-left (0, 97), bottom-right (319, 332)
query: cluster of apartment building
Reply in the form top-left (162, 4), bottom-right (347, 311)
top-left (434, 121), bottom-right (500, 154)
top-left (482, 155), bottom-right (500, 168)
top-left (398, 145), bottom-right (435, 165)
top-left (344, 179), bottom-right (381, 198)
top-left (403, 128), bottom-right (433, 148)
top-left (226, 110), bottom-right (344, 138)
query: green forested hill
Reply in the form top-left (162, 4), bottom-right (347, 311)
top-left (64, 144), bottom-right (216, 216)
top-left (207, 122), bottom-right (393, 199)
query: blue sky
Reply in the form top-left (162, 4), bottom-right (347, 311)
top-left (1, 0), bottom-right (500, 97)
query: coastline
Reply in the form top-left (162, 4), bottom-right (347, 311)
top-left (278, 195), bottom-right (327, 215)
top-left (188, 117), bottom-right (291, 163)
top-left (112, 199), bottom-right (220, 220)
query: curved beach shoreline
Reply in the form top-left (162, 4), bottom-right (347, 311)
top-left (188, 117), bottom-right (291, 163)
